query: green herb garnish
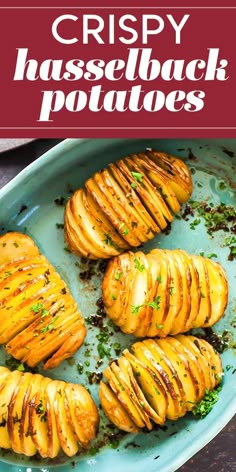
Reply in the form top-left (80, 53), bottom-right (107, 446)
top-left (147, 296), bottom-right (161, 310)
top-left (190, 218), bottom-right (201, 230)
top-left (131, 172), bottom-right (143, 183)
top-left (30, 303), bottom-right (44, 313)
top-left (115, 272), bottom-right (123, 281)
top-left (131, 304), bottom-right (144, 314)
top-left (134, 257), bottom-right (145, 272)
top-left (192, 387), bottom-right (221, 417)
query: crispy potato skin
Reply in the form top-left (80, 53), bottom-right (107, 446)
top-left (99, 335), bottom-right (222, 432)
top-left (0, 232), bottom-right (86, 369)
top-left (0, 367), bottom-right (99, 458)
top-left (64, 151), bottom-right (192, 259)
top-left (102, 249), bottom-right (228, 337)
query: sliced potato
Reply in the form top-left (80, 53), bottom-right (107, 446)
top-left (0, 370), bottom-right (23, 449)
top-left (192, 256), bottom-right (212, 328)
top-left (0, 367), bottom-right (98, 458)
top-left (0, 232), bottom-right (39, 265)
top-left (99, 381), bottom-right (139, 433)
top-left (103, 364), bottom-right (146, 428)
top-left (203, 259), bottom-right (228, 326)
top-left (0, 232), bottom-right (86, 369)
top-left (100, 335), bottom-right (222, 432)
top-left (102, 248), bottom-right (228, 337)
top-left (65, 150), bottom-right (192, 258)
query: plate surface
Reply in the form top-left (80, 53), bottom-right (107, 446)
top-left (0, 138), bottom-right (235, 472)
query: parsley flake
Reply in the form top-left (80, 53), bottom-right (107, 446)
top-left (131, 172), bottom-right (143, 183)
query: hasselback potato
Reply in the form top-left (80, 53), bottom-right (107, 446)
top-left (64, 151), bottom-right (192, 259)
top-left (0, 366), bottom-right (99, 458)
top-left (102, 249), bottom-right (228, 337)
top-left (99, 335), bottom-right (222, 432)
top-left (0, 232), bottom-right (86, 369)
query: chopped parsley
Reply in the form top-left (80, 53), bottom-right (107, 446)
top-left (111, 293), bottom-right (116, 300)
top-left (122, 227), bottom-right (129, 236)
top-left (146, 296), bottom-right (161, 310)
top-left (155, 324), bottom-right (164, 329)
top-left (131, 304), bottom-right (144, 314)
top-left (103, 233), bottom-right (117, 248)
top-left (190, 218), bottom-right (201, 230)
top-left (40, 316), bottom-right (59, 333)
top-left (97, 343), bottom-right (111, 359)
top-left (134, 257), bottom-right (145, 272)
top-left (115, 272), bottom-right (123, 281)
top-left (131, 182), bottom-right (137, 189)
top-left (30, 303), bottom-right (44, 313)
top-left (192, 386), bottom-right (221, 417)
top-left (131, 171), bottom-right (143, 183)
top-left (224, 236), bottom-right (236, 246)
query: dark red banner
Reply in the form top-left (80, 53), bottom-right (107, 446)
top-left (0, 4), bottom-right (235, 137)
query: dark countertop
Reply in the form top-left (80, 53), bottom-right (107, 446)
top-left (0, 139), bottom-right (235, 472)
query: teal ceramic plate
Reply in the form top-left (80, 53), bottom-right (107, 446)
top-left (0, 138), bottom-right (235, 472)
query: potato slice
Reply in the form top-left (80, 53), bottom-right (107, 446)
top-left (123, 156), bottom-right (167, 230)
top-left (123, 252), bottom-right (150, 335)
top-left (102, 252), bottom-right (132, 322)
top-left (195, 338), bottom-right (222, 387)
top-left (109, 162), bottom-right (158, 238)
top-left (64, 383), bottom-right (99, 447)
top-left (7, 372), bottom-right (33, 454)
top-left (110, 360), bottom-right (153, 430)
top-left (167, 337), bottom-right (206, 401)
top-left (29, 375), bottom-right (50, 458)
top-left (176, 335), bottom-right (212, 392)
top-left (131, 340), bottom-right (183, 420)
top-left (101, 168), bottom-right (151, 243)
top-left (99, 381), bottom-right (139, 433)
top-left (71, 189), bottom-right (115, 259)
top-left (146, 249), bottom-right (170, 337)
top-left (103, 364), bottom-right (146, 428)
top-left (146, 151), bottom-right (193, 203)
top-left (143, 339), bottom-right (187, 418)
top-left (44, 378), bottom-right (61, 458)
top-left (124, 349), bottom-right (167, 424)
top-left (54, 381), bottom-right (79, 457)
top-left (83, 189), bottom-right (129, 250)
top-left (43, 318), bottom-right (86, 370)
top-left (20, 373), bottom-right (42, 457)
top-left (170, 250), bottom-right (191, 334)
top-left (160, 249), bottom-right (183, 335)
top-left (178, 250), bottom-right (201, 331)
top-left (203, 259), bottom-right (228, 326)
top-left (0, 370), bottom-right (23, 449)
top-left (117, 356), bottom-right (161, 425)
top-left (86, 173), bottom-right (140, 247)
top-left (192, 256), bottom-right (212, 328)
top-left (157, 338), bottom-right (197, 407)
top-left (0, 232), bottom-right (39, 265)
top-left (134, 152), bottom-right (180, 215)
top-left (64, 200), bottom-right (92, 258)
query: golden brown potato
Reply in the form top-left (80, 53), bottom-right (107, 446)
top-left (99, 335), bottom-right (222, 432)
top-left (102, 249), bottom-right (228, 337)
top-left (0, 232), bottom-right (86, 369)
top-left (64, 151), bottom-right (193, 259)
top-left (0, 366), bottom-right (99, 458)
